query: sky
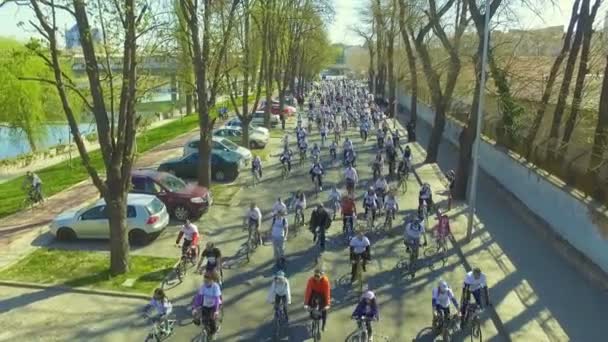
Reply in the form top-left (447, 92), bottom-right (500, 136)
top-left (0, 0), bottom-right (590, 46)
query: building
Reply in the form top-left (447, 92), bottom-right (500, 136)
top-left (65, 24), bottom-right (101, 50)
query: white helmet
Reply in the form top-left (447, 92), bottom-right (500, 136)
top-left (362, 290), bottom-right (375, 300)
top-left (438, 280), bottom-right (448, 291)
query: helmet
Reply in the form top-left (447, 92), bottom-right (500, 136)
top-left (362, 290), bottom-right (375, 300)
top-left (275, 270), bottom-right (285, 278)
top-left (438, 280), bottom-right (448, 291)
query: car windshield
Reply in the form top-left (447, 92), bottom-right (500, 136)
top-left (159, 174), bottom-right (186, 192)
top-left (220, 138), bottom-right (239, 150)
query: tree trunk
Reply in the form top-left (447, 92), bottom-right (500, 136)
top-left (241, 4), bottom-right (251, 147)
top-left (186, 93), bottom-right (193, 115)
top-left (561, 0), bottom-right (600, 150)
top-left (547, 0), bottom-right (586, 159)
top-left (425, 103), bottom-right (446, 162)
top-left (589, 53), bottom-right (608, 174)
top-left (106, 185), bottom-right (129, 274)
top-left (524, 0), bottom-right (581, 157)
top-left (397, 2), bottom-right (417, 124)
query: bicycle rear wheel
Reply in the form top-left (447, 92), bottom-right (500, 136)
top-left (470, 318), bottom-right (482, 342)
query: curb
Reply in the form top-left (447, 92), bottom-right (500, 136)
top-left (0, 279), bottom-right (149, 300)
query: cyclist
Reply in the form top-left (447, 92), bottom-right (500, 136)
top-left (309, 203), bottom-right (332, 251)
top-left (344, 149), bottom-right (357, 167)
top-left (343, 137), bottom-right (353, 160)
top-left (432, 280), bottom-right (460, 326)
top-left (385, 141), bottom-right (397, 176)
top-left (267, 270), bottom-right (292, 323)
top-left (192, 272), bottom-right (222, 338)
top-left (344, 164), bottom-right (359, 193)
top-left (334, 122), bottom-right (342, 141)
top-left (199, 242), bottom-right (223, 283)
top-left (311, 143), bottom-right (321, 161)
top-left (272, 197), bottom-right (288, 218)
top-left (392, 129), bottom-right (400, 147)
top-left (461, 268), bottom-right (491, 328)
top-left (341, 194), bottom-right (357, 234)
top-left (403, 145), bottom-right (412, 162)
top-left (351, 290), bottom-right (379, 341)
top-left (175, 219), bottom-right (200, 258)
top-left (349, 229), bottom-right (371, 282)
top-left (245, 202), bottom-right (263, 245)
top-left (144, 288), bottom-right (173, 334)
top-left (383, 192), bottom-right (398, 222)
top-left (376, 128), bottom-right (384, 149)
top-left (270, 211), bottom-right (289, 267)
top-left (372, 152), bottom-right (383, 178)
top-left (24, 171), bottom-right (43, 202)
top-left (328, 186), bottom-right (342, 218)
top-left (309, 160), bottom-right (324, 191)
top-left (329, 140), bottom-right (338, 161)
top-left (397, 156), bottom-right (410, 182)
top-left (251, 155), bottom-right (263, 179)
top-left (293, 190), bottom-right (307, 222)
top-left (298, 138), bottom-right (309, 161)
top-left (404, 215), bottom-right (427, 252)
top-left (446, 170), bottom-right (456, 210)
top-left (362, 187), bottom-right (378, 222)
top-left (320, 125), bottom-right (328, 146)
top-left (419, 182), bottom-right (433, 215)
top-left (374, 176), bottom-right (388, 211)
top-left (304, 268), bottom-right (331, 332)
top-left (279, 147), bottom-right (293, 173)
top-left (360, 118), bottom-right (370, 141)
top-left (433, 210), bottom-right (451, 247)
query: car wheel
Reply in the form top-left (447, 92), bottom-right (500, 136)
top-left (250, 141), bottom-right (259, 149)
top-left (174, 205), bottom-right (191, 221)
top-left (129, 229), bottom-right (149, 246)
top-left (215, 170), bottom-right (226, 182)
top-left (56, 227), bottom-right (77, 241)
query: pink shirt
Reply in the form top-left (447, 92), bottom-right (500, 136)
top-left (435, 216), bottom-right (451, 239)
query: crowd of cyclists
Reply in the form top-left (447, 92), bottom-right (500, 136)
top-left (143, 79), bottom-right (491, 341)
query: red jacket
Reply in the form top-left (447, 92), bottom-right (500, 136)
top-left (305, 276), bottom-right (331, 307)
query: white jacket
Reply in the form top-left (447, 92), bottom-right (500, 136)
top-left (266, 277), bottom-right (292, 304)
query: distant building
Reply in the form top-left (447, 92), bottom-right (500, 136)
top-left (65, 24), bottom-right (101, 49)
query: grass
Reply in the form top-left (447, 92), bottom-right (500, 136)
top-left (210, 183), bottom-right (241, 205)
top-left (0, 248), bottom-right (174, 295)
top-left (135, 100), bottom-right (183, 113)
top-left (0, 94), bottom-right (257, 219)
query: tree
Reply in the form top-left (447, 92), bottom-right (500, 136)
top-left (14, 0), bottom-right (158, 275)
top-left (409, 0), bottom-right (469, 163)
top-left (174, 0), bottom-right (196, 116)
top-left (397, 0), bottom-right (419, 126)
top-left (179, 0), bottom-right (240, 187)
top-left (588, 53), bottom-right (608, 181)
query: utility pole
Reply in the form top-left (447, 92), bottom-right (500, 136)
top-left (467, 0), bottom-right (491, 241)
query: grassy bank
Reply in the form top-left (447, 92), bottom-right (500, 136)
top-left (0, 248), bottom-right (174, 295)
top-left (0, 95), bottom-right (256, 218)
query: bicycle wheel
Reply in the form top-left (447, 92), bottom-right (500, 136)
top-left (470, 318), bottom-right (482, 342)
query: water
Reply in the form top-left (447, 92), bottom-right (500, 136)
top-left (0, 91), bottom-right (173, 160)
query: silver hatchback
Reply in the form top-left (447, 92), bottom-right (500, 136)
top-left (49, 194), bottom-right (170, 245)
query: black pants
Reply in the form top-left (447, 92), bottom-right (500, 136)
top-left (274, 295), bottom-right (289, 321)
top-left (364, 206), bottom-right (376, 221)
top-left (312, 227), bottom-right (326, 251)
top-left (307, 295), bottom-right (328, 329)
top-left (201, 306), bottom-right (218, 335)
top-left (342, 215), bottom-right (354, 233)
top-left (360, 130), bottom-right (368, 140)
top-left (358, 319), bottom-right (373, 336)
top-left (311, 174), bottom-right (323, 188)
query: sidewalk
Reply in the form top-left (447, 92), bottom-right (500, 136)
top-left (400, 112), bottom-right (608, 341)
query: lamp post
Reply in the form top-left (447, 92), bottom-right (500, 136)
top-left (466, 0), bottom-right (491, 241)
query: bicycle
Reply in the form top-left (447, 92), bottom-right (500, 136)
top-left (307, 303), bottom-right (323, 342)
top-left (432, 311), bottom-right (458, 342)
top-left (402, 239), bottom-right (421, 276)
top-left (397, 170), bottom-right (409, 194)
top-left (463, 303), bottom-right (483, 342)
top-left (273, 299), bottom-right (289, 341)
top-left (313, 175), bottom-right (321, 197)
top-left (175, 245), bottom-right (198, 282)
top-left (364, 209), bottom-right (375, 232)
top-left (343, 215), bottom-right (355, 245)
top-left (420, 201), bottom-right (430, 227)
top-left (330, 148), bottom-right (337, 163)
top-left (384, 208), bottom-right (394, 232)
top-left (372, 163), bottom-right (382, 180)
top-left (346, 316), bottom-right (372, 342)
top-left (22, 187), bottom-right (44, 209)
top-left (245, 221), bottom-right (261, 262)
top-left (143, 313), bottom-right (176, 342)
top-left (424, 236), bottom-right (448, 271)
top-left (299, 150), bottom-right (307, 166)
top-left (331, 199), bottom-right (340, 220)
top-left (293, 206), bottom-right (304, 236)
top-left (196, 308), bottom-right (223, 342)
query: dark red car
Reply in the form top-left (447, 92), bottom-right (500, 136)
top-left (258, 100), bottom-right (297, 116)
top-left (130, 170), bottom-right (212, 221)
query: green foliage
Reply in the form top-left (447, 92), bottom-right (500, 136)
top-left (0, 248), bottom-right (174, 294)
top-left (491, 62), bottom-right (525, 146)
top-left (0, 37), bottom-right (84, 152)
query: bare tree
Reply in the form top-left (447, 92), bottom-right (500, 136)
top-left (398, 0), bottom-right (419, 127)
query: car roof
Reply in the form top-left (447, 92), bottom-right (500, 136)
top-left (92, 193), bottom-right (157, 207)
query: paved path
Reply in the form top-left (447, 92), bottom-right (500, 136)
top-left (401, 111), bottom-right (608, 342)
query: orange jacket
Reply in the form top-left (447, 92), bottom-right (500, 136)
top-left (304, 275), bottom-right (331, 307)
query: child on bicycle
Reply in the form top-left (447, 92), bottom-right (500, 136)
top-left (434, 210), bottom-right (451, 248)
top-left (351, 290), bottom-right (379, 341)
top-left (266, 270), bottom-right (292, 322)
top-left (144, 288), bottom-right (173, 334)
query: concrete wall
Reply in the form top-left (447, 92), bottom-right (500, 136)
top-left (397, 88), bottom-right (608, 274)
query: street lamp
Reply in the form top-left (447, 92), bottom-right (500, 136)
top-left (466, 0), bottom-right (491, 241)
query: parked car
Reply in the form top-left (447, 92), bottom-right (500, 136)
top-left (213, 126), bottom-right (268, 149)
top-left (184, 136), bottom-right (252, 165)
top-left (251, 110), bottom-right (280, 127)
top-left (159, 151), bottom-right (240, 182)
top-left (50, 194), bottom-right (169, 245)
top-left (259, 99), bottom-right (297, 116)
top-left (223, 117), bottom-right (270, 136)
top-left (130, 170), bottom-right (212, 221)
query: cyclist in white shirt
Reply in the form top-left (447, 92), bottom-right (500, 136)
top-left (383, 192), bottom-right (398, 221)
top-left (175, 220), bottom-right (200, 257)
top-left (461, 268), bottom-right (491, 327)
top-left (192, 273), bottom-right (222, 337)
top-left (270, 212), bottom-right (289, 266)
top-left (349, 230), bottom-right (371, 282)
top-left (245, 202), bottom-right (263, 244)
top-left (362, 187), bottom-right (378, 221)
top-left (267, 270), bottom-right (292, 322)
top-left (432, 280), bottom-right (460, 323)
top-left (309, 161), bottom-right (324, 190)
top-left (404, 216), bottom-right (427, 251)
top-left (272, 198), bottom-right (288, 217)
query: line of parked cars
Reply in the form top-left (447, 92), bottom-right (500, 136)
top-left (49, 114), bottom-right (275, 245)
